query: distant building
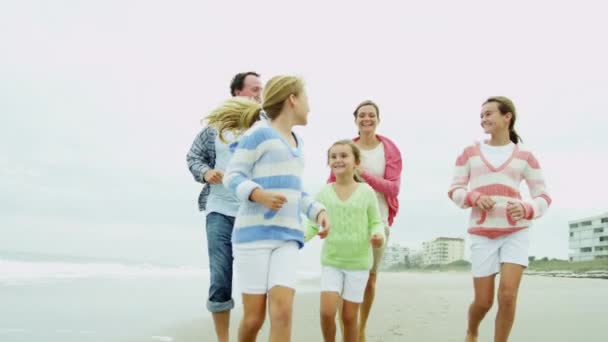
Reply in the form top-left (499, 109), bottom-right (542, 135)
top-left (409, 250), bottom-right (424, 268)
top-left (422, 237), bottom-right (465, 265)
top-left (569, 212), bottom-right (608, 261)
top-left (381, 243), bottom-right (410, 269)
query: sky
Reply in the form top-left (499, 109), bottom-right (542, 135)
top-left (1, 0), bottom-right (607, 269)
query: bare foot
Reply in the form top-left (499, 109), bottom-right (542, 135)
top-left (465, 331), bottom-right (477, 342)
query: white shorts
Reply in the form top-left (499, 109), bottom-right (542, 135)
top-left (233, 240), bottom-right (299, 294)
top-left (321, 266), bottom-right (370, 303)
top-left (470, 229), bottom-right (530, 278)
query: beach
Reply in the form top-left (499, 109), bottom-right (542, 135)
top-left (161, 272), bottom-right (608, 342)
top-left (2, 256), bottom-right (606, 342)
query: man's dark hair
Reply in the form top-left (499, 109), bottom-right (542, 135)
top-left (230, 72), bottom-right (260, 96)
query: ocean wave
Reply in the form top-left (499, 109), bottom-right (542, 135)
top-left (0, 259), bottom-right (207, 284)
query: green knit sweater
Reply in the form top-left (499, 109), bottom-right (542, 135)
top-left (305, 183), bottom-right (385, 270)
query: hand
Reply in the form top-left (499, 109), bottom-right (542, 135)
top-left (316, 210), bottom-right (330, 239)
top-left (203, 170), bottom-right (224, 184)
top-left (475, 195), bottom-right (495, 211)
top-left (370, 233), bottom-right (384, 248)
top-left (250, 189), bottom-right (287, 210)
top-left (507, 202), bottom-right (525, 221)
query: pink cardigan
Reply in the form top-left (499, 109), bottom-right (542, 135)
top-left (328, 134), bottom-right (403, 226)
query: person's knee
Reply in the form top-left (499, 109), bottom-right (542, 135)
top-left (320, 307), bottom-right (335, 324)
top-left (242, 314), bottom-right (265, 332)
top-left (208, 255), bottom-right (233, 292)
top-left (497, 288), bottom-right (518, 308)
top-left (209, 271), bottom-right (233, 304)
top-left (269, 301), bottom-right (293, 326)
top-left (270, 308), bottom-right (292, 326)
top-left (473, 297), bottom-right (494, 312)
top-left (341, 309), bottom-right (358, 327)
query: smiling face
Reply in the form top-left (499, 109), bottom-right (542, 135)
top-left (480, 101), bottom-right (511, 135)
top-left (354, 103), bottom-right (380, 135)
top-left (328, 142), bottom-right (360, 178)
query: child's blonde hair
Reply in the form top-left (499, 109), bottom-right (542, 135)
top-left (328, 140), bottom-right (364, 182)
top-left (204, 75), bottom-right (305, 141)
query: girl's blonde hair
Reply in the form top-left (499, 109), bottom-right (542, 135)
top-left (204, 75), bottom-right (305, 141)
top-left (328, 140), bottom-right (364, 182)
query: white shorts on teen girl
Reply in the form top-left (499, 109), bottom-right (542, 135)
top-left (233, 240), bottom-right (299, 294)
top-left (470, 228), bottom-right (530, 278)
top-left (321, 266), bottom-right (370, 303)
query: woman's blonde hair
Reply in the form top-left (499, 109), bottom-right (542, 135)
top-left (328, 140), bottom-right (364, 182)
top-left (204, 75), bottom-right (305, 141)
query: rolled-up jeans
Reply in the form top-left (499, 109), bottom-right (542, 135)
top-left (205, 212), bottom-right (235, 313)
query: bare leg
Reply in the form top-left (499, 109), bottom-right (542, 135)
top-left (358, 272), bottom-right (377, 342)
top-left (494, 263), bottom-right (524, 342)
top-left (268, 286), bottom-right (295, 342)
top-left (212, 311), bottom-right (230, 342)
top-left (342, 299), bottom-right (360, 342)
top-left (320, 292), bottom-right (340, 342)
top-left (465, 274), bottom-right (496, 341)
top-left (238, 294), bottom-right (266, 342)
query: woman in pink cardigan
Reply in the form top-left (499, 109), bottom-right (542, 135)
top-left (328, 100), bottom-right (402, 341)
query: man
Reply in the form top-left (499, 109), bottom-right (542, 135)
top-left (187, 72), bottom-right (262, 342)
top-left (230, 71), bottom-right (263, 102)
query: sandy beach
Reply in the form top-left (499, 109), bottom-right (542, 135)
top-left (157, 272), bottom-right (608, 342)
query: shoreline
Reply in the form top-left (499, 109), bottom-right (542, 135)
top-left (152, 272), bottom-right (608, 342)
top-left (383, 268), bottom-right (608, 280)
top-left (525, 270), bottom-right (608, 279)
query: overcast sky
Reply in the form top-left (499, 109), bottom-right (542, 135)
top-left (1, 0), bottom-right (607, 269)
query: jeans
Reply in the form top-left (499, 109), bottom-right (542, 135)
top-left (205, 212), bottom-right (235, 312)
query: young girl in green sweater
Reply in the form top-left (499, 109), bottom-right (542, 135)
top-left (306, 140), bottom-right (385, 342)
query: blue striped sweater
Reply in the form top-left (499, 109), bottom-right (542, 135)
top-left (223, 120), bottom-right (325, 248)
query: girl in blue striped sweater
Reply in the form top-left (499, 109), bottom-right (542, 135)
top-left (206, 75), bottom-right (330, 342)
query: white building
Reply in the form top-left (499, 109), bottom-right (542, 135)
top-left (569, 212), bottom-right (608, 261)
top-left (422, 237), bottom-right (465, 266)
top-left (409, 250), bottom-right (424, 268)
top-left (381, 243), bottom-right (410, 269)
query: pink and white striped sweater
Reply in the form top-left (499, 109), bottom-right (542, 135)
top-left (448, 142), bottom-right (552, 239)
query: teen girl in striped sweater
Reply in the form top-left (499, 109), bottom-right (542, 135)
top-left (206, 75), bottom-right (329, 342)
top-left (448, 96), bottom-right (551, 342)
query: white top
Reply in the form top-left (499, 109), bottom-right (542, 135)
top-left (206, 132), bottom-right (239, 217)
top-left (360, 143), bottom-right (389, 226)
top-left (480, 142), bottom-right (515, 168)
